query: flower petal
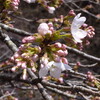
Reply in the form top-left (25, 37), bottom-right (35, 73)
top-left (64, 64), bottom-right (72, 70)
top-left (73, 13), bottom-right (86, 28)
top-left (71, 13), bottom-right (87, 43)
top-left (39, 67), bottom-right (48, 78)
top-left (76, 29), bottom-right (87, 39)
top-left (53, 62), bottom-right (68, 71)
top-left (50, 67), bottom-right (62, 78)
top-left (72, 29), bottom-right (87, 42)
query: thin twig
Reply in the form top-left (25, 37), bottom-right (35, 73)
top-left (69, 62), bottom-right (98, 67)
top-left (27, 68), bottom-right (54, 100)
top-left (46, 86), bottom-right (80, 99)
top-left (0, 29), bottom-right (18, 52)
top-left (42, 80), bottom-right (100, 96)
top-left (0, 23), bottom-right (32, 36)
top-left (66, 46), bottom-right (100, 63)
top-left (72, 2), bottom-right (100, 20)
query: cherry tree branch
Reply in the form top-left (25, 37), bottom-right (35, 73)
top-left (0, 29), bottom-right (18, 53)
top-left (27, 68), bottom-right (54, 100)
top-left (69, 62), bottom-right (98, 68)
top-left (42, 80), bottom-right (100, 96)
top-left (46, 86), bottom-right (80, 99)
top-left (0, 23), bottom-right (32, 36)
top-left (66, 46), bottom-right (100, 63)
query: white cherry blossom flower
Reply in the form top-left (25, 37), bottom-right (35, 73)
top-left (23, 0), bottom-right (36, 3)
top-left (39, 61), bottom-right (72, 78)
top-left (71, 13), bottom-right (87, 43)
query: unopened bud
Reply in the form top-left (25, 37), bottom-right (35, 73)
top-left (56, 50), bottom-right (64, 56)
top-left (11, 66), bottom-right (18, 72)
top-left (61, 57), bottom-right (68, 64)
top-left (21, 62), bottom-right (27, 69)
top-left (48, 6), bottom-right (55, 14)
top-left (22, 36), bottom-right (36, 43)
top-left (32, 54), bottom-right (38, 62)
top-left (62, 44), bottom-right (67, 50)
top-left (54, 42), bottom-right (62, 48)
top-left (38, 23), bottom-right (49, 35)
top-left (68, 10), bottom-right (76, 16)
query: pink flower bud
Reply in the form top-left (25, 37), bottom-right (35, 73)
top-left (49, 27), bottom-right (54, 31)
top-left (63, 50), bottom-right (68, 55)
top-left (32, 67), bottom-right (36, 72)
top-left (38, 23), bottom-right (49, 35)
top-left (10, 56), bottom-right (15, 61)
top-left (58, 77), bottom-right (63, 83)
top-left (85, 40), bottom-right (90, 45)
top-left (82, 23), bottom-right (88, 28)
top-left (11, 0), bottom-right (20, 10)
top-left (14, 53), bottom-right (19, 59)
top-left (54, 56), bottom-right (61, 62)
top-left (54, 42), bottom-right (62, 48)
top-left (32, 54), bottom-right (38, 62)
top-left (76, 62), bottom-right (81, 66)
top-left (68, 10), bottom-right (76, 16)
top-left (61, 44), bottom-right (67, 50)
top-left (48, 6), bottom-right (55, 14)
top-left (11, 66), bottom-right (18, 72)
top-left (61, 57), bottom-right (68, 64)
top-left (22, 36), bottom-right (36, 43)
top-left (17, 61), bottom-right (22, 67)
top-left (56, 50), bottom-right (65, 56)
top-left (21, 62), bottom-right (27, 69)
top-left (37, 46), bottom-right (41, 53)
top-left (48, 22), bottom-right (53, 27)
top-left (54, 18), bottom-right (58, 22)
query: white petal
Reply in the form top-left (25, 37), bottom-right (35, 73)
top-left (72, 29), bottom-right (87, 43)
top-left (73, 13), bottom-right (86, 28)
top-left (76, 29), bottom-right (87, 39)
top-left (64, 64), bottom-right (72, 70)
top-left (39, 67), bottom-right (48, 78)
top-left (47, 61), bottom-right (54, 68)
top-left (24, 0), bottom-right (36, 3)
top-left (74, 13), bottom-right (81, 19)
top-left (53, 62), bottom-right (66, 71)
top-left (73, 36), bottom-right (82, 43)
top-left (50, 67), bottom-right (62, 78)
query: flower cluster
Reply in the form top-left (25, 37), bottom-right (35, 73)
top-left (11, 0), bottom-right (20, 10)
top-left (10, 44), bottom-right (41, 79)
top-left (23, 0), bottom-right (63, 14)
top-left (1, 11), bottom-right (95, 80)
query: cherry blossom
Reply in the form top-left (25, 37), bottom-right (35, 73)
top-left (71, 13), bottom-right (87, 43)
top-left (39, 61), bottom-right (72, 78)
